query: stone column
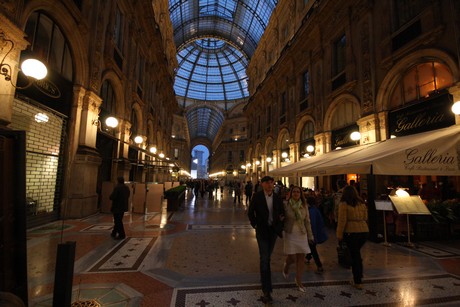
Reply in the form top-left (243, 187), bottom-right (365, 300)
top-left (357, 114), bottom-right (379, 144)
top-left (377, 111), bottom-right (389, 140)
top-left (289, 143), bottom-right (297, 162)
top-left (260, 154), bottom-right (267, 173)
top-left (314, 132), bottom-right (330, 155)
top-left (64, 90), bottom-right (102, 218)
top-left (448, 84), bottom-right (460, 125)
top-left (116, 120), bottom-right (132, 180)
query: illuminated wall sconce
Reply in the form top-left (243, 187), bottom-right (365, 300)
top-left (350, 131), bottom-right (361, 142)
top-left (105, 116), bottom-right (118, 128)
top-left (149, 146), bottom-right (157, 154)
top-left (34, 112), bottom-right (49, 123)
top-left (134, 135), bottom-right (143, 144)
top-left (452, 101), bottom-right (460, 115)
top-left (266, 156), bottom-right (272, 163)
top-left (246, 162), bottom-right (251, 168)
top-left (159, 152), bottom-right (165, 158)
top-left (255, 160), bottom-right (261, 166)
top-left (281, 152), bottom-right (288, 159)
top-left (92, 115), bottom-right (119, 130)
top-left (306, 145), bottom-right (315, 153)
top-left (0, 32), bottom-right (48, 88)
top-left (241, 164), bottom-right (246, 169)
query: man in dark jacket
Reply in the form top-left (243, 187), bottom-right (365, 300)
top-left (247, 176), bottom-right (285, 303)
top-left (109, 177), bottom-right (130, 240)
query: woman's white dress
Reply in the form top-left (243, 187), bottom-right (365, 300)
top-left (284, 222), bottom-right (311, 254)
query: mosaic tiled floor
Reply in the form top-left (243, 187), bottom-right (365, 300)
top-left (80, 224), bottom-right (113, 233)
top-left (171, 274), bottom-right (460, 307)
top-left (32, 283), bottom-right (142, 307)
top-left (89, 237), bottom-right (156, 272)
top-left (25, 190), bottom-right (460, 307)
top-left (397, 242), bottom-right (460, 258)
top-left (187, 224), bottom-right (253, 230)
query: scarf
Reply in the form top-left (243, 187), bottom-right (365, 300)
top-left (289, 198), bottom-right (305, 233)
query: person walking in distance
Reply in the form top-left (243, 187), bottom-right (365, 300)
top-left (336, 185), bottom-right (369, 290)
top-left (110, 176), bottom-right (130, 240)
top-left (244, 181), bottom-right (253, 206)
top-left (248, 176), bottom-right (285, 304)
top-left (305, 196), bottom-right (327, 274)
top-left (282, 186), bottom-right (314, 292)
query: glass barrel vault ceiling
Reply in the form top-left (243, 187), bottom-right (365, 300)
top-left (168, 0), bottom-right (278, 141)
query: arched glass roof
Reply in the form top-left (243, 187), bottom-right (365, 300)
top-left (168, 0), bottom-right (278, 142)
top-left (175, 38), bottom-right (249, 101)
top-left (186, 106), bottom-right (224, 140)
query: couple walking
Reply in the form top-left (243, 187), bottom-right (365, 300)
top-left (247, 176), bottom-right (314, 303)
top-left (248, 178), bottom-right (369, 303)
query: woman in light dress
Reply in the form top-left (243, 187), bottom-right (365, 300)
top-left (282, 185), bottom-right (314, 292)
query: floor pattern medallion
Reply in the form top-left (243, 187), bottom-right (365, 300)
top-left (89, 237), bottom-right (155, 272)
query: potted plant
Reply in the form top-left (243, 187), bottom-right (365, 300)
top-left (164, 185), bottom-right (187, 211)
top-left (424, 199), bottom-right (459, 239)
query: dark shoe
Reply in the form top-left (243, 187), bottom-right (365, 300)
top-left (262, 291), bottom-right (273, 303)
top-left (115, 236), bottom-right (126, 240)
top-left (350, 280), bottom-right (363, 290)
top-left (110, 233), bottom-right (116, 238)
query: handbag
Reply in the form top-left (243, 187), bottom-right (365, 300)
top-left (337, 241), bottom-right (352, 268)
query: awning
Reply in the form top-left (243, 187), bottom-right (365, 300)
top-left (308, 125), bottom-right (460, 176)
top-left (270, 125), bottom-right (460, 177)
top-left (269, 143), bottom-right (375, 176)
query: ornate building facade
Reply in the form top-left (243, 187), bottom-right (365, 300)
top-left (244, 0), bottom-right (460, 192)
top-left (0, 0), bottom-right (179, 226)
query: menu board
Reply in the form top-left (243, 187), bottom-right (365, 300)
top-left (389, 195), bottom-right (431, 215)
top-left (374, 200), bottom-right (393, 211)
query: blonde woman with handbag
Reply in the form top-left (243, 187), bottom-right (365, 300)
top-left (282, 186), bottom-right (314, 292)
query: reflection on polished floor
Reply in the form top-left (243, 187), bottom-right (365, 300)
top-left (27, 188), bottom-right (460, 306)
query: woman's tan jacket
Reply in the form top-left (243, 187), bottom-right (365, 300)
top-left (336, 201), bottom-right (369, 240)
top-left (283, 201), bottom-right (314, 241)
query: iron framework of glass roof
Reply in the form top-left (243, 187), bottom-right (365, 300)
top-left (168, 0), bottom-right (278, 142)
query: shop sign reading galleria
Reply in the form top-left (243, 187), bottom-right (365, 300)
top-left (403, 147), bottom-right (458, 172)
top-left (389, 92), bottom-right (455, 137)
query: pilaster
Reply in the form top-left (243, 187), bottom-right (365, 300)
top-left (448, 83), bottom-right (460, 125)
top-left (357, 114), bottom-right (379, 144)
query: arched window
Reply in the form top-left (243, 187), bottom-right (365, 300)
top-left (300, 121), bottom-right (315, 157)
top-left (100, 80), bottom-right (116, 114)
top-left (331, 100), bottom-right (359, 130)
top-left (279, 131), bottom-right (290, 162)
top-left (390, 61), bottom-right (453, 109)
top-left (24, 12), bottom-right (73, 81)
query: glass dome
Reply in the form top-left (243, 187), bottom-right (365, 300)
top-left (174, 38), bottom-right (249, 101)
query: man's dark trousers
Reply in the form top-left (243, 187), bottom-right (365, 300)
top-left (256, 226), bottom-right (278, 294)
